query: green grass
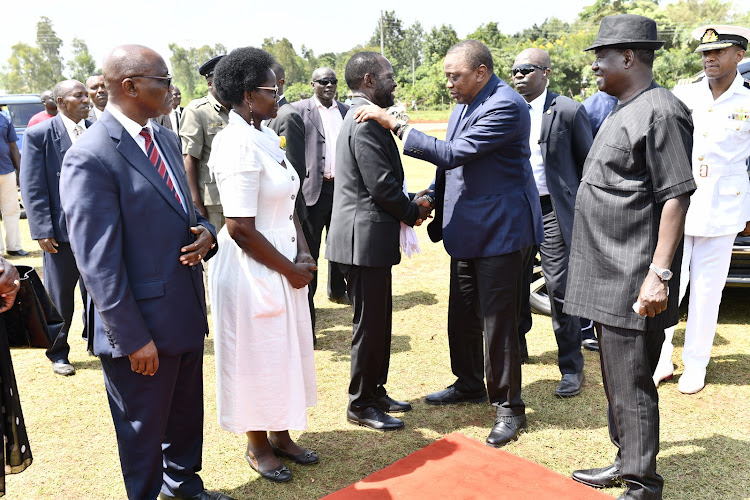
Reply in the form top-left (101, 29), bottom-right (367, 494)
top-left (4, 131), bottom-right (750, 499)
top-left (407, 109), bottom-right (453, 123)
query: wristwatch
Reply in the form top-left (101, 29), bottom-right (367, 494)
top-left (649, 263), bottom-right (673, 281)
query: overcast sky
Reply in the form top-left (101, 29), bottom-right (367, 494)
top-left (2, 0), bottom-right (750, 73)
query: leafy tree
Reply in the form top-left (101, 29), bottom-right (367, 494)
top-left (35, 16), bottom-right (65, 89)
top-left (422, 25), bottom-right (459, 66)
top-left (68, 38), bottom-right (97, 83)
top-left (262, 38), bottom-right (307, 85)
top-left (467, 23), bottom-right (507, 47)
top-left (169, 43), bottom-right (226, 101)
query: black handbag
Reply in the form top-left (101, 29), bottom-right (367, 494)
top-left (4, 265), bottom-right (65, 349)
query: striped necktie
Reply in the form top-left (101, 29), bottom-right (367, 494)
top-left (139, 128), bottom-right (182, 206)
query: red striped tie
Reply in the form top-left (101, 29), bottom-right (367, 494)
top-left (139, 128), bottom-right (182, 205)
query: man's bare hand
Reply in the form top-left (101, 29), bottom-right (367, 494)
top-left (287, 263), bottom-right (317, 289)
top-left (193, 199), bottom-right (208, 219)
top-left (295, 252), bottom-right (316, 267)
top-left (38, 237), bottom-right (59, 253)
top-left (128, 340), bottom-right (159, 376)
top-left (635, 273), bottom-right (668, 317)
top-left (180, 226), bottom-right (215, 266)
top-left (741, 220), bottom-right (750, 236)
top-left (353, 105), bottom-right (398, 130)
top-left (415, 199), bottom-right (432, 226)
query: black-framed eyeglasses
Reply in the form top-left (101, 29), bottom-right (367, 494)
top-left (511, 64), bottom-right (548, 76)
top-left (256, 85), bottom-right (279, 98)
top-left (313, 78), bottom-right (338, 86)
top-left (128, 74), bottom-right (173, 87)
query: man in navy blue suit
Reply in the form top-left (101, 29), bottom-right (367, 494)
top-left (21, 79), bottom-right (92, 376)
top-left (60, 45), bottom-right (231, 500)
top-left (355, 40), bottom-right (544, 447)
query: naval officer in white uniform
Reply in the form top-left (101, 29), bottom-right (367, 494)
top-left (654, 25), bottom-right (750, 394)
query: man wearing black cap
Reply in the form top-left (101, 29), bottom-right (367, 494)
top-left (563, 14), bottom-right (696, 499)
top-left (653, 25), bottom-right (750, 395)
top-left (180, 55), bottom-right (230, 231)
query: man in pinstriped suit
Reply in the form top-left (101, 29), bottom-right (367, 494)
top-left (564, 15), bottom-right (696, 500)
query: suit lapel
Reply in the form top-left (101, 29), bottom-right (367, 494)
top-left (540, 92), bottom-right (557, 146)
top-left (51, 115), bottom-right (72, 158)
top-left (103, 113), bottom-right (188, 221)
top-left (307, 99), bottom-right (325, 138)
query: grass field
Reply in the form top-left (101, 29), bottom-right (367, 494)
top-left (4, 130), bottom-right (750, 499)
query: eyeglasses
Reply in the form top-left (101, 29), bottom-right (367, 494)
top-left (511, 64), bottom-right (549, 76)
top-left (256, 85), bottom-right (279, 98)
top-left (128, 74), bottom-right (173, 87)
top-left (313, 78), bottom-right (338, 86)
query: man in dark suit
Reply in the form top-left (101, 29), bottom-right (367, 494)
top-left (293, 68), bottom-right (350, 327)
top-left (21, 79), bottom-right (93, 376)
top-left (355, 40), bottom-right (544, 447)
top-left (266, 63), bottom-right (308, 224)
top-left (86, 74), bottom-right (107, 122)
top-left (327, 52), bottom-right (430, 431)
top-left (59, 44), bottom-right (230, 500)
top-left (512, 48), bottom-right (593, 397)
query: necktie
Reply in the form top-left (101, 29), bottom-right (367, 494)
top-left (139, 128), bottom-right (182, 206)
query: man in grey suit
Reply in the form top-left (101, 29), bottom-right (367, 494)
top-left (21, 79), bottom-right (92, 376)
top-left (266, 62), bottom-right (307, 224)
top-left (86, 74), bottom-right (107, 122)
top-left (326, 52), bottom-right (430, 431)
top-left (512, 48), bottom-right (593, 397)
top-left (293, 67), bottom-right (349, 328)
top-left (564, 15), bottom-right (695, 499)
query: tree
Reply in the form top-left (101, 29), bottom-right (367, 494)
top-left (68, 38), bottom-right (97, 83)
top-left (35, 16), bottom-right (65, 89)
top-left (422, 25), bottom-right (459, 66)
top-left (169, 43), bottom-right (226, 101)
top-left (467, 22), bottom-right (506, 47)
top-left (368, 11), bottom-right (406, 71)
top-left (262, 38), bottom-right (306, 84)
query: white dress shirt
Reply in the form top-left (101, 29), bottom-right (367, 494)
top-left (314, 95), bottom-right (343, 179)
top-left (527, 90), bottom-right (548, 196)
top-left (106, 105), bottom-right (187, 212)
top-left (59, 112), bottom-right (87, 144)
top-left (169, 107), bottom-right (181, 132)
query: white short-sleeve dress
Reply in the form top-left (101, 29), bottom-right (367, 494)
top-left (208, 111), bottom-right (316, 433)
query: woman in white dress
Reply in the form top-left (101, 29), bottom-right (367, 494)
top-left (208, 47), bottom-right (318, 483)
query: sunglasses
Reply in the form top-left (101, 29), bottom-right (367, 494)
top-left (313, 78), bottom-right (338, 86)
top-left (256, 85), bottom-right (279, 98)
top-left (128, 74), bottom-right (173, 87)
top-left (511, 64), bottom-right (548, 76)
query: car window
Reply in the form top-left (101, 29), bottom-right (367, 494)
top-left (7, 102), bottom-right (44, 128)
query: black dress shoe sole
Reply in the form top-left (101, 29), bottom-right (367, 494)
top-left (425, 394), bottom-right (487, 406)
top-left (346, 416), bottom-right (404, 431)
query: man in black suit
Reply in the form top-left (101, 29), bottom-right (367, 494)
top-left (512, 48), bottom-right (593, 397)
top-left (169, 85), bottom-right (183, 133)
top-left (293, 68), bottom-right (350, 327)
top-left (326, 52), bottom-right (430, 431)
top-left (21, 79), bottom-right (93, 376)
top-left (266, 63), bottom-right (308, 224)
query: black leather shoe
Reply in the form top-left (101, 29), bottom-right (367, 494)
top-left (269, 442), bottom-right (319, 465)
top-left (347, 406), bottom-right (404, 431)
top-left (7, 249), bottom-right (29, 257)
top-left (328, 292), bottom-right (351, 305)
top-left (572, 464), bottom-right (623, 488)
top-left (159, 491), bottom-right (236, 500)
top-left (582, 338), bottom-right (599, 352)
top-left (52, 360), bottom-right (76, 376)
top-left (555, 372), bottom-right (585, 398)
top-left (375, 395), bottom-right (412, 413)
top-left (245, 452), bottom-right (292, 482)
top-left (486, 414), bottom-right (526, 447)
top-left (425, 385), bottom-right (487, 405)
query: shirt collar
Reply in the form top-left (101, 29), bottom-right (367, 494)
top-left (59, 112), bottom-right (86, 136)
top-left (105, 104), bottom-right (150, 141)
top-left (701, 70), bottom-right (747, 101)
top-left (314, 95), bottom-right (338, 110)
top-left (207, 92), bottom-right (228, 113)
top-left (528, 89), bottom-right (547, 113)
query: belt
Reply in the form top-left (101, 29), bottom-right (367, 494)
top-left (695, 161), bottom-right (748, 178)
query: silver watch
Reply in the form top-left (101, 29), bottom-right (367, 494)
top-left (649, 263), bottom-right (673, 281)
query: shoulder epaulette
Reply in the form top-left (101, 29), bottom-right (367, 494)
top-left (743, 79), bottom-right (750, 89)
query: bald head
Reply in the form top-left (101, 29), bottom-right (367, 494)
top-left (40, 90), bottom-right (57, 112)
top-left (514, 48), bottom-right (551, 69)
top-left (102, 44), bottom-right (173, 124)
top-left (311, 67), bottom-right (337, 107)
top-left (512, 48), bottom-right (551, 103)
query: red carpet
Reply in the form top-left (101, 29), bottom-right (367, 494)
top-left (324, 432), bottom-right (613, 499)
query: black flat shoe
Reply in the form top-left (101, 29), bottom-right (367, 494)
top-left (572, 464), bottom-right (622, 488)
top-left (425, 385), bottom-right (487, 405)
top-left (374, 395), bottom-right (412, 413)
top-left (555, 372), bottom-right (585, 398)
top-left (269, 442), bottom-right (319, 465)
top-left (486, 414), bottom-right (526, 448)
top-left (6, 249), bottom-right (29, 257)
top-left (245, 451), bottom-right (292, 483)
top-left (347, 406), bottom-right (404, 431)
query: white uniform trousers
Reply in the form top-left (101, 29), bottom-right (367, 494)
top-left (659, 233), bottom-right (736, 379)
top-left (0, 171), bottom-right (22, 253)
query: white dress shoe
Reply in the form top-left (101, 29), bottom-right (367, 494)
top-left (678, 369), bottom-right (706, 394)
